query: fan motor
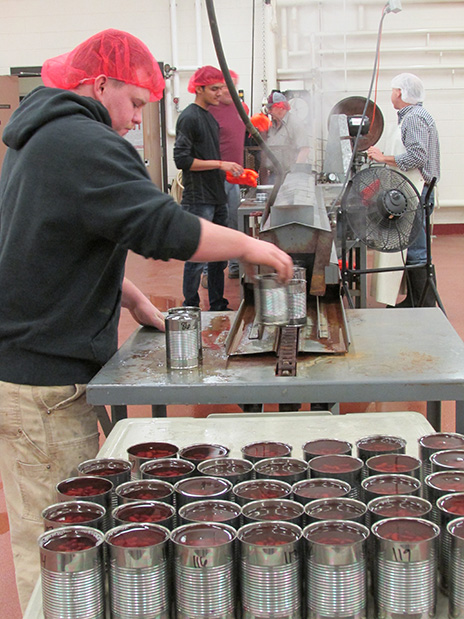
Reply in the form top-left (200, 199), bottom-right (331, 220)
top-left (379, 189), bottom-right (408, 218)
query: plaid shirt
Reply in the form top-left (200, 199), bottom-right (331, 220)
top-left (395, 103), bottom-right (440, 185)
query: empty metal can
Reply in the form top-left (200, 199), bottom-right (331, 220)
top-left (254, 273), bottom-right (289, 326)
top-left (38, 525), bottom-right (105, 619)
top-left (303, 520), bottom-right (369, 619)
top-left (238, 520), bottom-right (303, 619)
top-left (424, 470), bottom-right (464, 524)
top-left (106, 522), bottom-right (170, 619)
top-left (77, 457), bottom-right (131, 512)
top-left (437, 492), bottom-right (464, 594)
top-left (302, 438), bottom-right (352, 462)
top-left (254, 456), bottom-right (308, 485)
top-left (418, 432), bottom-right (464, 481)
top-left (178, 499), bottom-right (241, 529)
top-left (197, 457), bottom-right (254, 485)
top-left (165, 311), bottom-right (199, 369)
top-left (308, 454), bottom-right (364, 500)
top-left (56, 476), bottom-right (113, 532)
top-left (171, 522), bottom-right (237, 619)
top-left (168, 305), bottom-right (202, 361)
top-left (232, 479), bottom-right (293, 506)
top-left (112, 500), bottom-right (176, 530)
top-left (447, 516), bottom-right (464, 619)
top-left (127, 441), bottom-right (179, 480)
top-left (241, 440), bottom-right (292, 463)
top-left (287, 278), bottom-right (307, 326)
top-left (371, 517), bottom-right (440, 619)
top-left (42, 501), bottom-right (105, 532)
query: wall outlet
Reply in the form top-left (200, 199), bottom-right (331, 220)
top-left (387, 0), bottom-right (402, 13)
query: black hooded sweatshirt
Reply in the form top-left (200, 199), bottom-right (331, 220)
top-left (0, 87), bottom-right (201, 385)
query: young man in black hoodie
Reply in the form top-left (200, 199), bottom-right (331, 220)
top-left (0, 29), bottom-right (293, 610)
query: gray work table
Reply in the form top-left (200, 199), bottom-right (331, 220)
top-left (23, 412), bottom-right (447, 618)
top-left (87, 308), bottom-right (464, 433)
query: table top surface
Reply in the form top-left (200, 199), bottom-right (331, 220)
top-left (24, 411), bottom-right (449, 618)
top-left (87, 308), bottom-right (464, 406)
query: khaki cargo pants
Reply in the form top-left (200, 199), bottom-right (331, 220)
top-left (0, 381), bottom-right (102, 612)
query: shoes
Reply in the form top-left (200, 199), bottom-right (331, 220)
top-left (201, 273), bottom-right (208, 289)
top-left (228, 270), bottom-right (239, 279)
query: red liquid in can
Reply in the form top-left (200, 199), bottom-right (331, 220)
top-left (110, 526), bottom-right (168, 548)
top-left (239, 522), bottom-right (300, 546)
top-left (172, 523), bottom-right (234, 547)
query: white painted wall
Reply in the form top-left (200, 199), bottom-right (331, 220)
top-left (0, 0), bottom-right (463, 221)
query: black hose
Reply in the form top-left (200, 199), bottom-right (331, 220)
top-left (205, 0), bottom-right (284, 226)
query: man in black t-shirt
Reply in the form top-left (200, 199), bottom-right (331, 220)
top-left (174, 66), bottom-right (243, 310)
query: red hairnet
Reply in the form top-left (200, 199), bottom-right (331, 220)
top-left (41, 29), bottom-right (165, 102)
top-left (187, 66), bottom-right (224, 94)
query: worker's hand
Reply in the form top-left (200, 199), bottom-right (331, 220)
top-left (129, 300), bottom-right (166, 332)
top-left (220, 161), bottom-right (244, 177)
top-left (367, 146), bottom-right (386, 163)
top-left (240, 237), bottom-right (294, 283)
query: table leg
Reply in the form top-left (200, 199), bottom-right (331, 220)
top-left (241, 404), bottom-right (264, 412)
top-left (455, 401), bottom-right (464, 434)
top-left (111, 405), bottom-right (128, 424)
top-left (152, 405), bottom-right (167, 417)
top-left (426, 401), bottom-right (441, 431)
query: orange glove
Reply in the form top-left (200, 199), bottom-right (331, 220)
top-left (226, 168), bottom-right (259, 187)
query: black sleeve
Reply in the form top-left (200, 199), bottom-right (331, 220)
top-left (174, 112), bottom-right (196, 171)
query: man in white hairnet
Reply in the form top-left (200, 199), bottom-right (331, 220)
top-left (367, 73), bottom-right (440, 307)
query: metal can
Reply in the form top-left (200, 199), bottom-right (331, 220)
top-left (241, 440), bottom-right (292, 463)
top-left (302, 438), bottom-right (352, 462)
top-left (292, 479), bottom-right (351, 523)
top-left (447, 516), bottom-right (464, 619)
top-left (197, 457), bottom-right (254, 485)
top-left (38, 525), bottom-right (105, 619)
top-left (424, 470), bottom-right (464, 524)
top-left (253, 457), bottom-right (308, 485)
top-left (254, 273), bottom-right (289, 326)
top-left (140, 457), bottom-right (195, 484)
top-left (232, 479), bottom-right (292, 506)
top-left (356, 435), bottom-right (406, 479)
top-left (305, 497), bottom-right (367, 525)
top-left (77, 457), bottom-right (131, 512)
top-left (437, 492), bottom-right (464, 594)
top-left (287, 278), bottom-right (307, 326)
top-left (430, 449), bottom-right (464, 474)
top-left (366, 453), bottom-right (422, 480)
top-left (168, 305), bottom-right (202, 361)
top-left (418, 432), bottom-right (464, 481)
top-left (237, 520), bottom-right (303, 619)
top-left (179, 443), bottom-right (230, 464)
top-left (42, 501), bottom-right (105, 532)
top-left (242, 498), bottom-right (305, 527)
top-left (174, 475), bottom-right (232, 510)
top-left (308, 454), bottom-right (364, 500)
top-left (165, 311), bottom-right (199, 369)
top-left (112, 500), bottom-right (176, 530)
top-left (178, 499), bottom-right (241, 530)
top-left (361, 473), bottom-right (421, 505)
top-left (171, 522), bottom-right (237, 619)
top-left (371, 517), bottom-right (440, 618)
top-left (56, 476), bottom-right (113, 532)
top-left (303, 520), bottom-right (369, 619)
top-left (127, 441), bottom-right (179, 480)
top-left (106, 523), bottom-right (170, 619)
top-left (367, 494), bottom-right (432, 528)
top-left (115, 479), bottom-right (175, 506)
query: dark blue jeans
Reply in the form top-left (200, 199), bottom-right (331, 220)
top-left (182, 202), bottom-right (229, 310)
top-left (407, 185), bottom-right (435, 265)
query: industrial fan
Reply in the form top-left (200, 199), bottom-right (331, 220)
top-left (343, 165), bottom-right (423, 253)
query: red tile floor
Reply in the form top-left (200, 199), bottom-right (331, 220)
top-left (1, 233), bottom-right (463, 616)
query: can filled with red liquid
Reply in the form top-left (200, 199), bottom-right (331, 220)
top-left (367, 495), bottom-right (432, 528)
top-left (174, 476), bottom-right (232, 509)
top-left (112, 500), bottom-right (176, 530)
top-left (356, 435), bottom-right (406, 479)
top-left (361, 473), bottom-right (421, 505)
top-left (371, 517), bottom-right (440, 618)
top-left (140, 457), bottom-right (195, 484)
top-left (178, 499), bottom-right (241, 529)
top-left (241, 440), bottom-right (292, 464)
top-left (38, 525), bottom-right (105, 619)
top-left (127, 441), bottom-right (179, 480)
top-left (115, 479), bottom-right (175, 506)
top-left (105, 523), bottom-right (170, 619)
top-left (447, 516), bottom-right (464, 619)
top-left (418, 432), bottom-right (464, 480)
top-left (430, 449), bottom-right (464, 474)
top-left (232, 479), bottom-right (292, 506)
top-left (254, 457), bottom-right (308, 485)
top-left (171, 522), bottom-right (237, 619)
top-left (366, 453), bottom-right (422, 480)
top-left (237, 521), bottom-right (303, 619)
top-left (424, 470), bottom-right (464, 524)
top-left (77, 457), bottom-right (131, 512)
top-left (309, 454), bottom-right (364, 500)
top-left (292, 478), bottom-right (351, 507)
top-left (305, 497), bottom-right (367, 525)
top-left (42, 501), bottom-right (105, 532)
top-left (242, 498), bottom-right (305, 527)
top-left (197, 457), bottom-right (254, 485)
top-left (178, 443), bottom-right (230, 464)
top-left (437, 492), bottom-right (464, 594)
top-left (303, 520), bottom-right (369, 619)
top-left (302, 438), bottom-right (352, 462)
top-left (56, 476), bottom-right (113, 532)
